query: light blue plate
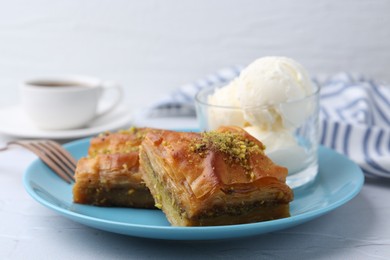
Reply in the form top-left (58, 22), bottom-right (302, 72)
top-left (23, 138), bottom-right (364, 240)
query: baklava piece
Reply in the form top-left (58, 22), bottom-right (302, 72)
top-left (140, 126), bottom-right (293, 226)
top-left (73, 127), bottom-right (156, 208)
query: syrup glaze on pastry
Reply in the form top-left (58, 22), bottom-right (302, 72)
top-left (73, 127), bottom-right (156, 208)
top-left (140, 126), bottom-right (293, 226)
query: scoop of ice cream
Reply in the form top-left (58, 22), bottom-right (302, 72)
top-left (208, 79), bottom-right (241, 107)
top-left (237, 56), bottom-right (315, 130)
top-left (205, 56), bottom-right (316, 170)
top-left (238, 57), bottom-right (314, 106)
top-left (201, 57), bottom-right (318, 179)
top-left (207, 79), bottom-right (246, 129)
top-left (244, 125), bottom-right (296, 152)
top-left (244, 125), bottom-right (309, 173)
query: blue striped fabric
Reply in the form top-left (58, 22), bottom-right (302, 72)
top-left (148, 69), bottom-right (390, 178)
top-left (318, 73), bottom-right (390, 178)
top-left (148, 66), bottom-right (243, 117)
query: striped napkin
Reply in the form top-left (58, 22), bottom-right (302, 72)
top-left (318, 74), bottom-right (390, 178)
top-left (148, 68), bottom-right (390, 178)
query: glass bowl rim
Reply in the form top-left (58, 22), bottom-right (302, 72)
top-left (194, 83), bottom-right (321, 110)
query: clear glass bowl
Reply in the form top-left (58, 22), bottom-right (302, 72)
top-left (195, 84), bottom-right (320, 189)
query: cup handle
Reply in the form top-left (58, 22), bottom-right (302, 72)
top-left (96, 80), bottom-right (123, 117)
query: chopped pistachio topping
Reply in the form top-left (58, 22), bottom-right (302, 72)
top-left (154, 194), bottom-right (162, 209)
top-left (98, 130), bottom-right (111, 137)
top-left (89, 127), bottom-right (146, 157)
top-left (190, 131), bottom-right (264, 172)
top-left (117, 126), bottom-right (137, 134)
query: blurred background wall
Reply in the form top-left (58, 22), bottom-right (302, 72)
top-left (0, 0), bottom-right (389, 110)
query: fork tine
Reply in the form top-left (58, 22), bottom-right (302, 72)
top-left (26, 142), bottom-right (74, 184)
top-left (35, 141), bottom-right (76, 182)
top-left (38, 141), bottom-right (76, 180)
top-left (46, 141), bottom-right (77, 170)
top-left (11, 140), bottom-right (74, 184)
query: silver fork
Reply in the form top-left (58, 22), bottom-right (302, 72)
top-left (0, 140), bottom-right (76, 183)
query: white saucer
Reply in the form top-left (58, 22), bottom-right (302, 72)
top-left (0, 105), bottom-right (133, 139)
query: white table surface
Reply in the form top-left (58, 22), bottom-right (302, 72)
top-left (1, 116), bottom-right (390, 260)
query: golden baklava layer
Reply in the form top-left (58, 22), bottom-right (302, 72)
top-left (73, 127), bottom-right (156, 208)
top-left (140, 126), bottom-right (293, 226)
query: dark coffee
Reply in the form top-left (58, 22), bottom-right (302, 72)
top-left (28, 81), bottom-right (90, 87)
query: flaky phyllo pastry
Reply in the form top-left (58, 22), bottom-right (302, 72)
top-left (72, 127), bottom-right (156, 208)
top-left (140, 126), bottom-right (293, 226)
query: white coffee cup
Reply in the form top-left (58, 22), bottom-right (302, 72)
top-left (20, 75), bottom-right (123, 130)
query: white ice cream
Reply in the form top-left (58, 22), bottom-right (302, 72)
top-left (238, 56), bottom-right (315, 130)
top-left (207, 79), bottom-right (246, 129)
top-left (206, 56), bottom-right (316, 172)
top-left (238, 57), bottom-right (314, 107)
